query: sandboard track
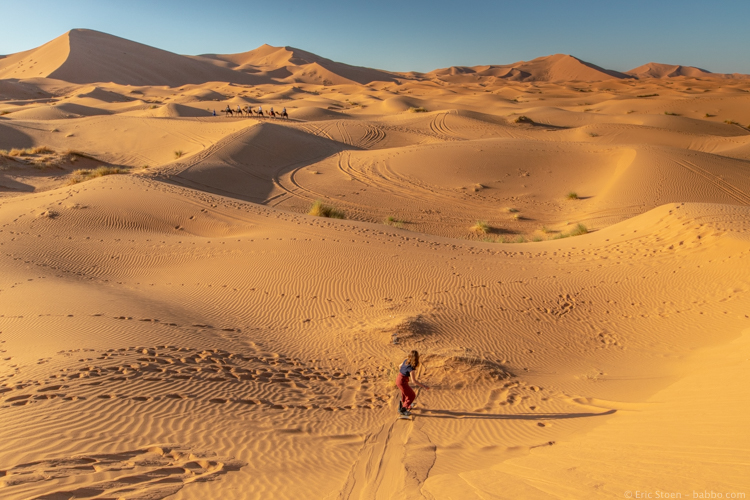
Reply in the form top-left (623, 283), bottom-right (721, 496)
top-left (676, 158), bottom-right (750, 205)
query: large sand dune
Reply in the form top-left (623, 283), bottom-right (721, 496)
top-left (1, 31), bottom-right (750, 499)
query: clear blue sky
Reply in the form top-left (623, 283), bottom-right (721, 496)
top-left (1, 0), bottom-right (748, 74)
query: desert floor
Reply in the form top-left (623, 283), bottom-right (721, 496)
top-left (2, 36), bottom-right (750, 499)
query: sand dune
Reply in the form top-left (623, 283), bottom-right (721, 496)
top-left (0, 29), bottom-right (261, 86)
top-left (428, 54), bottom-right (632, 83)
top-left (196, 44), bottom-right (398, 85)
top-left (628, 62), bottom-right (750, 80)
top-left (1, 30), bottom-right (750, 500)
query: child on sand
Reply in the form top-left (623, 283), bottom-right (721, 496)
top-left (397, 350), bottom-right (429, 416)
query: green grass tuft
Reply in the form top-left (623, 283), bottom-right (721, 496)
top-left (384, 216), bottom-right (405, 228)
top-left (569, 223), bottom-right (588, 236)
top-left (308, 200), bottom-right (345, 219)
top-left (471, 221), bottom-right (490, 234)
top-left (567, 191), bottom-right (579, 200)
top-left (408, 107), bottom-right (428, 113)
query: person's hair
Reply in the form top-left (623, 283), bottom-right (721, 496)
top-left (407, 350), bottom-right (419, 369)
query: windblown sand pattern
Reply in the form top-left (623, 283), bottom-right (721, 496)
top-left (1, 29), bottom-right (749, 499)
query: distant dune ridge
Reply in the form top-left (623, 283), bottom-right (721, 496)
top-left (0, 29), bottom-right (747, 86)
top-left (626, 62), bottom-right (750, 80)
top-left (1, 28), bottom-right (750, 500)
top-left (427, 54), bottom-right (633, 82)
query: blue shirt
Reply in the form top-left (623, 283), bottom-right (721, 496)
top-left (399, 360), bottom-right (414, 378)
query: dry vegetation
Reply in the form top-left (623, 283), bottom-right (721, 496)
top-left (384, 216), bottom-right (405, 228)
top-left (471, 221), bottom-right (490, 234)
top-left (308, 200), bottom-right (345, 219)
top-left (68, 166), bottom-right (127, 185)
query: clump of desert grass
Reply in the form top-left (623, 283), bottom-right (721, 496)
top-left (514, 115), bottom-right (533, 124)
top-left (174, 150), bottom-right (184, 159)
top-left (553, 223), bottom-right (588, 239)
top-left (471, 221), bottom-right (490, 234)
top-left (0, 146), bottom-right (54, 157)
top-left (308, 200), bottom-right (345, 219)
top-left (0, 146), bottom-right (86, 169)
top-left (567, 191), bottom-right (579, 200)
top-left (384, 216), bottom-right (404, 228)
top-left (68, 166), bottom-right (127, 185)
top-left (408, 107), bottom-right (428, 113)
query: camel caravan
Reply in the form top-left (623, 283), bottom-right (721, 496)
top-left (221, 105), bottom-right (289, 119)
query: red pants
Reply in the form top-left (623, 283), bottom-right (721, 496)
top-left (396, 373), bottom-right (415, 409)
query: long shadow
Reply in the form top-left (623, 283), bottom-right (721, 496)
top-left (154, 122), bottom-right (360, 203)
top-left (415, 408), bottom-right (616, 421)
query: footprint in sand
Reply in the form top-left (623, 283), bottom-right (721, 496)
top-left (0, 445), bottom-right (245, 499)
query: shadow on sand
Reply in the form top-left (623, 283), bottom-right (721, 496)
top-left (415, 408), bottom-right (616, 421)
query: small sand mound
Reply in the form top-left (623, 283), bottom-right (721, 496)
top-left (382, 96), bottom-right (425, 113)
top-left (5, 105), bottom-right (82, 120)
top-left (291, 106), bottom-right (346, 121)
top-left (155, 103), bottom-right (212, 118)
top-left (421, 353), bottom-right (512, 388)
top-left (386, 315), bottom-right (431, 345)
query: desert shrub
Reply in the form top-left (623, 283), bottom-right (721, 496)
top-left (308, 200), bottom-right (345, 219)
top-left (554, 223), bottom-right (588, 239)
top-left (514, 115), bottom-right (533, 124)
top-left (174, 150), bottom-right (184, 159)
top-left (506, 207), bottom-right (519, 213)
top-left (567, 192), bottom-right (579, 200)
top-left (2, 146), bottom-right (54, 157)
top-left (408, 107), bottom-right (428, 113)
top-left (68, 166), bottom-right (126, 185)
top-left (541, 225), bottom-right (551, 234)
top-left (664, 111), bottom-right (679, 116)
top-left (471, 221), bottom-right (490, 234)
top-left (384, 216), bottom-right (404, 228)
top-left (637, 94), bottom-right (659, 98)
top-left (569, 223), bottom-right (588, 236)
